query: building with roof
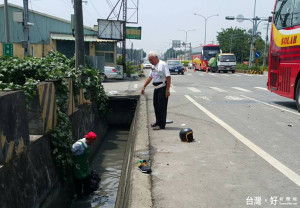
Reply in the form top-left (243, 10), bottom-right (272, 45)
top-left (0, 3), bottom-right (118, 66)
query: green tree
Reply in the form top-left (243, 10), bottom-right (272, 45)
top-left (217, 28), bottom-right (250, 63)
top-left (217, 27), bottom-right (268, 65)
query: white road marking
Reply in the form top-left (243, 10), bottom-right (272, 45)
top-left (241, 95), bottom-right (300, 116)
top-left (221, 74), bottom-right (229, 76)
top-left (185, 95), bottom-right (300, 187)
top-left (225, 96), bottom-right (244, 100)
top-left (170, 87), bottom-right (176, 93)
top-left (233, 74), bottom-right (242, 76)
top-left (187, 87), bottom-right (201, 92)
top-left (210, 87), bottom-right (227, 92)
top-left (209, 73), bottom-right (216, 76)
top-left (198, 74), bottom-right (204, 76)
top-left (254, 87), bottom-right (268, 91)
top-left (200, 96), bottom-right (211, 101)
top-left (187, 74), bottom-right (192, 76)
top-left (134, 84), bottom-right (138, 89)
top-left (171, 84), bottom-right (175, 89)
top-left (232, 87), bottom-right (252, 92)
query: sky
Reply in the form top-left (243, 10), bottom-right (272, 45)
top-left (1, 0), bottom-right (276, 55)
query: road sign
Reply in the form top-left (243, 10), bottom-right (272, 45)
top-left (3, 43), bottom-right (13, 57)
top-left (255, 51), bottom-right (261, 58)
top-left (172, 40), bottom-right (181, 48)
top-left (126, 27), bottom-right (142, 40)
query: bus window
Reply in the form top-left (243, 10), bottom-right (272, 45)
top-left (274, 0), bottom-right (300, 29)
top-left (274, 0), bottom-right (293, 29)
top-left (292, 0), bottom-right (300, 25)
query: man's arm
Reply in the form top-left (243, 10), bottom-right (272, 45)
top-left (165, 76), bottom-right (171, 97)
top-left (141, 77), bottom-right (152, 94)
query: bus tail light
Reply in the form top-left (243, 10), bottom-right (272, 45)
top-left (269, 54), bottom-right (280, 90)
top-left (271, 54), bottom-right (279, 71)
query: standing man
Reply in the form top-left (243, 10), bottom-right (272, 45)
top-left (141, 51), bottom-right (171, 130)
top-left (71, 131), bottom-right (97, 199)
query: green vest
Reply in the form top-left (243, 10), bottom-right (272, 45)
top-left (73, 141), bottom-right (91, 179)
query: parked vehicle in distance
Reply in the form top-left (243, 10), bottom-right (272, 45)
top-left (217, 53), bottom-right (236, 73)
top-left (167, 60), bottom-right (184, 75)
top-left (142, 60), bottom-right (153, 69)
top-left (100, 66), bottom-right (118, 81)
top-left (208, 53), bottom-right (236, 73)
top-left (191, 44), bottom-right (221, 71)
top-left (188, 61), bottom-right (193, 69)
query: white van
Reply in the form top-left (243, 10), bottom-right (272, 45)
top-left (217, 53), bottom-right (236, 73)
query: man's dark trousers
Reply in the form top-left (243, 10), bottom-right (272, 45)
top-left (153, 86), bottom-right (168, 129)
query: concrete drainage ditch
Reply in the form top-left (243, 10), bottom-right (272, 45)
top-left (69, 95), bottom-right (141, 208)
top-left (0, 93), bottom-right (151, 208)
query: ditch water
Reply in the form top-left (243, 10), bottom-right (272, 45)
top-left (70, 128), bottom-right (129, 208)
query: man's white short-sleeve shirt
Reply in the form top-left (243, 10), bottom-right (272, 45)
top-left (149, 60), bottom-right (170, 83)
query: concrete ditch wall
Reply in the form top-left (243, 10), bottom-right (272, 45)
top-left (114, 95), bottom-right (152, 208)
top-left (0, 91), bottom-right (30, 164)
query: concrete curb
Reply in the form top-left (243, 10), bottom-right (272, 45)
top-left (129, 94), bottom-right (152, 208)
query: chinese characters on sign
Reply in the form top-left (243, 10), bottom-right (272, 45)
top-left (246, 196), bottom-right (298, 206)
top-left (3, 43), bottom-right (13, 57)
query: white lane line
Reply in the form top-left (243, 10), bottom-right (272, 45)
top-left (185, 95), bottom-right (300, 187)
top-left (225, 96), bottom-right (244, 100)
top-left (233, 74), bottom-right (242, 76)
top-left (134, 84), bottom-right (138, 89)
top-left (254, 87), bottom-right (268, 91)
top-left (187, 87), bottom-right (201, 92)
top-left (187, 74), bottom-right (192, 76)
top-left (232, 87), bottom-right (252, 92)
top-left (210, 87), bottom-right (227, 92)
top-left (221, 74), bottom-right (229, 76)
top-left (241, 95), bottom-right (300, 116)
top-left (198, 74), bottom-right (204, 76)
top-left (170, 87), bottom-right (176, 93)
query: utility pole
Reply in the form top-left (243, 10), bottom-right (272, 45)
top-left (230, 27), bottom-right (235, 53)
top-left (122, 0), bottom-right (127, 73)
top-left (4, 0), bottom-right (10, 43)
top-left (74, 0), bottom-right (85, 71)
top-left (249, 0), bottom-right (257, 67)
top-left (263, 20), bottom-right (271, 67)
top-left (178, 29), bottom-right (195, 60)
top-left (23, 0), bottom-right (30, 56)
top-left (131, 42), bottom-right (133, 62)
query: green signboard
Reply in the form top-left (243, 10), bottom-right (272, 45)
top-left (3, 43), bottom-right (13, 57)
top-left (126, 27), bottom-right (142, 40)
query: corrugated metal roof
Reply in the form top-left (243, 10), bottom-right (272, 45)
top-left (50, 33), bottom-right (117, 42)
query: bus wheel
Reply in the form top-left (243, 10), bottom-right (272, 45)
top-left (296, 80), bottom-right (300, 113)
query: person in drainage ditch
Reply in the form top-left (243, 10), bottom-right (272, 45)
top-left (71, 131), bottom-right (97, 199)
top-left (141, 51), bottom-right (171, 130)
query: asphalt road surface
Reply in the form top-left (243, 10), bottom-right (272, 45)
top-left (148, 70), bottom-right (300, 208)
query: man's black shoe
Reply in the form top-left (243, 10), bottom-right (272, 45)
top-left (151, 122), bottom-right (158, 127)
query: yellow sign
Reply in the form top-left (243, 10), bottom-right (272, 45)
top-left (273, 24), bottom-right (300, 48)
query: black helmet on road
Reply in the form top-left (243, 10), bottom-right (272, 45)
top-left (179, 128), bottom-right (194, 142)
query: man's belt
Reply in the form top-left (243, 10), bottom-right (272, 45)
top-left (153, 82), bottom-right (166, 89)
top-left (153, 82), bottom-right (163, 86)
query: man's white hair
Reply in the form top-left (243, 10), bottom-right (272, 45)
top-left (148, 51), bottom-right (158, 58)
